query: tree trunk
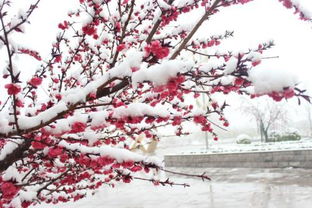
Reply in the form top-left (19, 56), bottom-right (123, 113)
top-left (264, 129), bottom-right (269, 142)
top-left (260, 119), bottom-right (264, 143)
top-left (259, 119), bottom-right (269, 142)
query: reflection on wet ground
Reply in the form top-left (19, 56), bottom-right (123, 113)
top-left (34, 168), bottom-right (312, 208)
top-left (168, 167), bottom-right (312, 208)
top-left (173, 167), bottom-right (312, 186)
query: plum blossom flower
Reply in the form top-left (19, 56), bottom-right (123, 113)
top-left (71, 122), bottom-right (87, 133)
top-left (29, 77), bottom-right (42, 87)
top-left (5, 83), bottom-right (21, 95)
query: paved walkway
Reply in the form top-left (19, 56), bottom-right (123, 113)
top-left (34, 168), bottom-right (312, 208)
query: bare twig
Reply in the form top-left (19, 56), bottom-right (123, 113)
top-left (170, 0), bottom-right (222, 59)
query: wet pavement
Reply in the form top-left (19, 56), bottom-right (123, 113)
top-left (34, 167), bottom-right (312, 208)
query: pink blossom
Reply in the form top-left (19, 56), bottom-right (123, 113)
top-left (5, 83), bottom-right (21, 95)
top-left (82, 24), bottom-right (97, 36)
top-left (1, 182), bottom-right (18, 199)
top-left (48, 147), bottom-right (63, 158)
top-left (29, 77), bottom-right (42, 87)
top-left (252, 60), bottom-right (261, 67)
top-left (71, 122), bottom-right (87, 133)
top-left (117, 44), bottom-right (126, 52)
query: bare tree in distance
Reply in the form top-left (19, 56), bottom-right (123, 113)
top-left (302, 103), bottom-right (312, 137)
top-left (241, 97), bottom-right (288, 142)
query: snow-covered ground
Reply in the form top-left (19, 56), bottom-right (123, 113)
top-left (33, 167), bottom-right (312, 208)
top-left (157, 136), bottom-right (312, 155)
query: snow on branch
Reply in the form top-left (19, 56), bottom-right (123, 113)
top-left (0, 0), bottom-right (310, 207)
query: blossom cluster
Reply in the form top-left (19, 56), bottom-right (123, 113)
top-left (0, 0), bottom-right (309, 207)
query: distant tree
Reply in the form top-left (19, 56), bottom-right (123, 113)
top-left (0, 0), bottom-right (310, 207)
top-left (307, 107), bottom-right (312, 137)
top-left (242, 97), bottom-right (288, 142)
top-left (303, 104), bottom-right (312, 137)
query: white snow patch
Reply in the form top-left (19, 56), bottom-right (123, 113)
top-left (223, 57), bottom-right (237, 74)
top-left (113, 103), bottom-right (170, 118)
top-left (249, 67), bottom-right (298, 94)
top-left (132, 60), bottom-right (193, 86)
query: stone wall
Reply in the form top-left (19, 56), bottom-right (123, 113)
top-left (164, 150), bottom-right (312, 168)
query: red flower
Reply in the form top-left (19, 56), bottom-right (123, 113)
top-left (71, 122), bottom-right (87, 133)
top-left (223, 121), bottom-right (229, 127)
top-left (115, 120), bottom-right (125, 129)
top-left (167, 79), bottom-right (178, 92)
top-left (19, 48), bottom-right (42, 61)
top-left (144, 167), bottom-right (150, 173)
top-left (252, 60), bottom-right (261, 67)
top-left (211, 102), bottom-right (218, 109)
top-left (202, 125), bottom-right (212, 132)
top-left (104, 139), bottom-right (111, 145)
top-left (234, 77), bottom-right (245, 86)
top-left (74, 54), bottom-right (82, 62)
top-left (54, 55), bottom-right (62, 63)
top-left (283, 88), bottom-right (295, 99)
top-left (269, 91), bottom-right (283, 102)
top-left (55, 94), bottom-right (62, 101)
top-left (130, 166), bottom-right (142, 172)
top-left (194, 115), bottom-right (206, 125)
top-left (5, 83), bottom-right (21, 95)
top-left (145, 116), bottom-right (156, 124)
top-left (194, 93), bottom-right (200, 98)
top-left (144, 41), bottom-right (169, 59)
top-left (115, 22), bottom-right (121, 32)
top-left (122, 0), bottom-right (129, 5)
top-left (15, 99), bottom-right (24, 107)
top-left (122, 161), bottom-right (134, 168)
top-left (207, 40), bottom-right (215, 47)
top-left (153, 180), bottom-right (160, 186)
top-left (31, 141), bottom-right (46, 150)
top-left (172, 116), bottom-right (182, 126)
top-left (131, 67), bottom-right (139, 72)
top-left (29, 77), bottom-right (42, 87)
top-left (122, 176), bottom-right (132, 183)
top-left (60, 153), bottom-right (69, 163)
top-left (238, 0), bottom-right (252, 4)
top-left (22, 201), bottom-right (31, 208)
top-left (283, 0), bottom-right (293, 9)
top-left (213, 137), bottom-right (218, 141)
top-left (1, 182), bottom-right (18, 199)
top-left (82, 24), bottom-right (97, 36)
top-left (52, 78), bottom-right (59, 83)
top-left (88, 92), bottom-right (97, 99)
top-left (144, 130), bottom-right (152, 138)
top-left (48, 147), bottom-right (63, 158)
top-left (73, 194), bottom-right (83, 201)
top-left (154, 47), bottom-right (169, 59)
top-left (58, 21), bottom-right (69, 30)
top-left (117, 44), bottom-right (126, 52)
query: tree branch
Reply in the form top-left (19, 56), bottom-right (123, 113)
top-left (146, 0), bottom-right (174, 44)
top-left (170, 0), bottom-right (222, 59)
top-left (0, 139), bottom-right (31, 172)
top-left (0, 76), bottom-right (132, 171)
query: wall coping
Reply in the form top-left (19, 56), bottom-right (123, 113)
top-left (165, 148), bottom-right (312, 157)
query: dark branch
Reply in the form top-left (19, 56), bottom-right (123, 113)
top-left (0, 139), bottom-right (31, 172)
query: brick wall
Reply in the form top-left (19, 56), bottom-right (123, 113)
top-left (164, 150), bottom-right (312, 168)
